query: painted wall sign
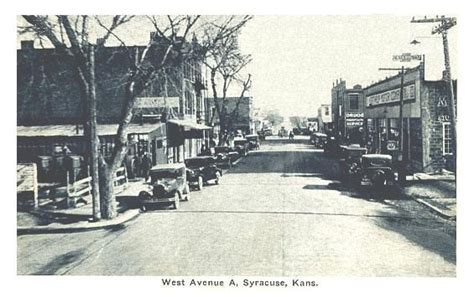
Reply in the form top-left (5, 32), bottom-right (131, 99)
top-left (135, 97), bottom-right (180, 108)
top-left (366, 84), bottom-right (416, 107)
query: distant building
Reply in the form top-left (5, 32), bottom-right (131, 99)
top-left (331, 80), bottom-right (365, 144)
top-left (317, 104), bottom-right (332, 133)
top-left (205, 96), bottom-right (254, 136)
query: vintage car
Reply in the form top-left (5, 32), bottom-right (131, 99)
top-left (214, 146), bottom-right (239, 168)
top-left (339, 146), bottom-right (368, 183)
top-left (138, 163), bottom-right (190, 211)
top-left (310, 132), bottom-right (328, 149)
top-left (245, 134), bottom-right (260, 150)
top-left (360, 154), bottom-right (395, 188)
top-left (233, 137), bottom-right (249, 156)
top-left (323, 136), bottom-right (342, 157)
top-left (185, 156), bottom-right (223, 190)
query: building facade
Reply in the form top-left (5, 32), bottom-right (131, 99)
top-left (17, 34), bottom-right (209, 181)
top-left (331, 80), bottom-right (365, 144)
top-left (363, 64), bottom-right (456, 172)
top-left (205, 96), bottom-right (254, 136)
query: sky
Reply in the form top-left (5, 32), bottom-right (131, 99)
top-left (16, 15), bottom-right (458, 118)
top-left (237, 15), bottom-right (458, 117)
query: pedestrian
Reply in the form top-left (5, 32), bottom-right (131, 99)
top-left (141, 152), bottom-right (152, 181)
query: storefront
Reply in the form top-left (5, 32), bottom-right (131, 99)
top-left (363, 65), bottom-right (456, 173)
top-left (167, 119), bottom-right (211, 163)
top-left (17, 123), bottom-right (167, 182)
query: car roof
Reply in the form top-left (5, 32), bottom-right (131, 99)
top-left (362, 154), bottom-right (392, 160)
top-left (245, 134), bottom-right (259, 138)
top-left (150, 163), bottom-right (185, 171)
top-left (313, 132), bottom-right (327, 136)
top-left (185, 156), bottom-right (215, 160)
top-left (234, 137), bottom-right (246, 141)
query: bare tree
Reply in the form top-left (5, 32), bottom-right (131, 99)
top-left (200, 16), bottom-right (253, 144)
top-left (21, 15), bottom-right (200, 219)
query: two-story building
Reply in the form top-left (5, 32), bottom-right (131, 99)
top-left (331, 80), bottom-right (365, 144)
top-left (17, 33), bottom-right (209, 181)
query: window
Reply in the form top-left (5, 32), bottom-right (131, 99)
top-left (443, 122), bottom-right (453, 155)
top-left (348, 94), bottom-right (359, 110)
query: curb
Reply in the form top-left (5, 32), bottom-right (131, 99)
top-left (17, 209), bottom-right (141, 235)
top-left (413, 197), bottom-right (456, 220)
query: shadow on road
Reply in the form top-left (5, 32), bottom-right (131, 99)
top-left (374, 209), bottom-right (456, 265)
top-left (33, 249), bottom-right (85, 275)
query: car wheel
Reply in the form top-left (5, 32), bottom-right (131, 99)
top-left (184, 184), bottom-right (190, 201)
top-left (215, 171), bottom-right (221, 185)
top-left (197, 176), bottom-right (203, 191)
top-left (174, 194), bottom-right (181, 209)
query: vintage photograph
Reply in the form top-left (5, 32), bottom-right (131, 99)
top-left (16, 14), bottom-right (457, 277)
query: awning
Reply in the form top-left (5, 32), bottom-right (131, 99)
top-left (17, 123), bottom-right (166, 137)
top-left (167, 119), bottom-right (211, 131)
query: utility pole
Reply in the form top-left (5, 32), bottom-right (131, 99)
top-left (379, 67), bottom-right (407, 183)
top-left (411, 15), bottom-right (457, 160)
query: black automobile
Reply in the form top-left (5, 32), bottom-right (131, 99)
top-left (339, 146), bottom-right (367, 183)
top-left (360, 154), bottom-right (395, 189)
top-left (214, 146), bottom-right (239, 168)
top-left (185, 156), bottom-right (223, 190)
top-left (245, 134), bottom-right (260, 150)
top-left (233, 137), bottom-right (249, 156)
top-left (138, 163), bottom-right (190, 211)
top-left (324, 136), bottom-right (341, 157)
top-left (310, 132), bottom-right (328, 149)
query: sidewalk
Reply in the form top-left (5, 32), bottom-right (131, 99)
top-left (402, 171), bottom-right (456, 220)
top-left (17, 179), bottom-right (147, 235)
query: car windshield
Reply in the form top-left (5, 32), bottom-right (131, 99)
top-left (185, 158), bottom-right (212, 167)
top-left (234, 140), bottom-right (246, 145)
top-left (150, 170), bottom-right (178, 181)
top-left (362, 158), bottom-right (391, 167)
top-left (215, 147), bottom-right (230, 153)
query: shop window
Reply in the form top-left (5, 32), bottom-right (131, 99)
top-left (443, 122), bottom-right (453, 155)
top-left (348, 94), bottom-right (359, 110)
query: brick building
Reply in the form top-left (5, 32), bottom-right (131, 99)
top-left (17, 34), bottom-right (209, 180)
top-left (331, 80), bottom-right (365, 144)
top-left (205, 96), bottom-right (254, 136)
top-left (363, 63), bottom-right (456, 172)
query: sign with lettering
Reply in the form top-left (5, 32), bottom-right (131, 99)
top-left (135, 97), bottom-right (180, 108)
top-left (393, 53), bottom-right (423, 62)
top-left (366, 84), bottom-right (416, 107)
top-left (345, 112), bottom-right (364, 127)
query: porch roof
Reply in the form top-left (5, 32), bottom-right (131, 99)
top-left (17, 123), bottom-right (165, 137)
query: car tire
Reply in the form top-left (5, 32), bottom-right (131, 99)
top-left (197, 176), bottom-right (203, 191)
top-left (174, 194), bottom-right (181, 209)
top-left (215, 171), bottom-right (221, 185)
top-left (184, 184), bottom-right (190, 201)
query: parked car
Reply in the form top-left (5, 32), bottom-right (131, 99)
top-left (185, 156), bottom-right (223, 190)
top-left (233, 137), bottom-right (249, 156)
top-left (310, 132), bottom-right (328, 148)
top-left (339, 146), bottom-right (367, 183)
top-left (214, 146), bottom-right (239, 168)
top-left (245, 134), bottom-right (260, 150)
top-left (360, 154), bottom-right (395, 188)
top-left (323, 136), bottom-right (341, 157)
top-left (138, 163), bottom-right (190, 211)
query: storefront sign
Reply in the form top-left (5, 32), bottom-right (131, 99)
top-left (366, 84), bottom-right (416, 107)
top-left (135, 97), bottom-right (179, 108)
top-left (345, 112), bottom-right (364, 127)
top-left (393, 53), bottom-right (423, 62)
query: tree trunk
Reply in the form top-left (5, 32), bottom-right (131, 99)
top-left (87, 45), bottom-right (101, 221)
top-left (99, 159), bottom-right (117, 219)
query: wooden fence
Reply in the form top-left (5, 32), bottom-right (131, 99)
top-left (66, 167), bottom-right (128, 208)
